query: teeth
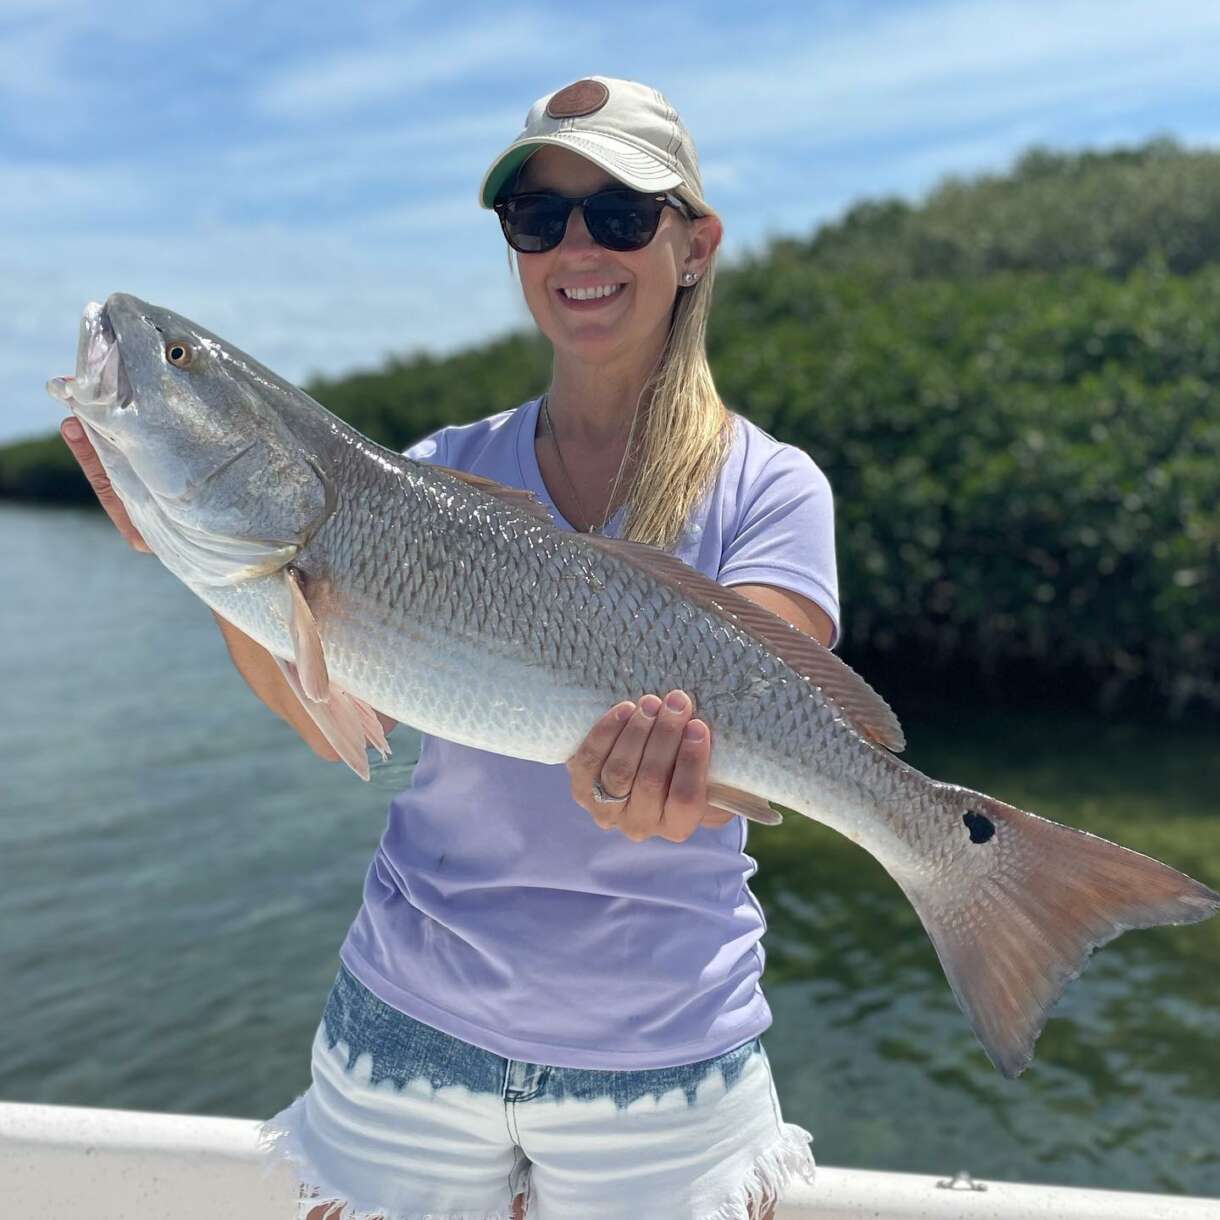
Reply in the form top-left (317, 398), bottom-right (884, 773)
top-left (561, 283), bottom-right (623, 301)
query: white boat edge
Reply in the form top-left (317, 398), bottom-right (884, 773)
top-left (1, 1100), bottom-right (1216, 1219)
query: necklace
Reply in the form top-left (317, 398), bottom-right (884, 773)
top-left (540, 393), bottom-right (633, 534)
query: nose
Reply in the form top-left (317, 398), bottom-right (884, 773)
top-left (557, 204), bottom-right (597, 252)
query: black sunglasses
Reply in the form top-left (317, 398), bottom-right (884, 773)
top-left (494, 187), bottom-right (691, 254)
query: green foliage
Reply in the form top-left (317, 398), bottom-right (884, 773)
top-left (304, 332), bottom-right (551, 450)
top-left (0, 433), bottom-right (94, 501)
top-left (709, 257), bottom-right (1220, 714)
top-left (6, 139), bottom-right (1219, 714)
top-left (800, 137), bottom-right (1220, 280)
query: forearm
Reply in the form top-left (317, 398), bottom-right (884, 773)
top-left (210, 609), bottom-right (340, 761)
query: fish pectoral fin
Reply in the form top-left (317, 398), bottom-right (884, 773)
top-left (278, 566), bottom-right (392, 779)
top-left (272, 655), bottom-right (391, 782)
top-left (285, 565), bottom-right (329, 702)
top-left (707, 783), bottom-right (783, 826)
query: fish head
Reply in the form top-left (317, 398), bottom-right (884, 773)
top-left (48, 293), bottom-right (333, 587)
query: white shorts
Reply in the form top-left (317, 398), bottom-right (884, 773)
top-left (258, 963), bottom-right (816, 1219)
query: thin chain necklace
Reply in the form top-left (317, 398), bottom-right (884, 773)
top-left (540, 393), bottom-right (634, 535)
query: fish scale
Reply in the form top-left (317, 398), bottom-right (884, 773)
top-left (49, 291), bottom-right (1219, 1080)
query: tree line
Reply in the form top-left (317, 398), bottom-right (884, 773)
top-left (6, 139), bottom-right (1217, 717)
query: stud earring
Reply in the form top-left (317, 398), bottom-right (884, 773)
top-left (682, 272), bottom-right (698, 285)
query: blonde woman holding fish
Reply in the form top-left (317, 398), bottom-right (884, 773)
top-left (58, 75), bottom-right (1217, 1220)
top-left (63, 76), bottom-right (834, 1219)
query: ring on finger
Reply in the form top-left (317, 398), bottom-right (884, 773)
top-left (592, 778), bottom-right (631, 805)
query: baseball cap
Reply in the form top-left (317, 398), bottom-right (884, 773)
top-left (478, 76), bottom-right (712, 217)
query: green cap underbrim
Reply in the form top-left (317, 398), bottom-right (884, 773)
top-left (480, 145), bottom-right (545, 209)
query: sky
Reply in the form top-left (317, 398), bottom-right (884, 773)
top-left (4, 0), bottom-right (1220, 445)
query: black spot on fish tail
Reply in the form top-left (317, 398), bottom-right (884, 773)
top-left (963, 810), bottom-right (995, 844)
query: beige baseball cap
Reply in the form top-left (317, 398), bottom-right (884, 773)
top-left (478, 76), bottom-right (712, 216)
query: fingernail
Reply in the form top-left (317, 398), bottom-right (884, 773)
top-left (639, 694), bottom-right (663, 718)
top-left (683, 721), bottom-right (705, 742)
top-left (62, 419), bottom-right (83, 442)
top-left (614, 702), bottom-right (635, 722)
top-left (665, 690), bottom-right (687, 713)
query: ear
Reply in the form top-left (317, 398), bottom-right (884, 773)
top-left (681, 213), bottom-right (723, 281)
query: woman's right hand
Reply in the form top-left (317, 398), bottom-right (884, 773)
top-left (60, 417), bottom-right (151, 553)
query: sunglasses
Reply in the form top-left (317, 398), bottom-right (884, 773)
top-left (494, 188), bottom-right (691, 254)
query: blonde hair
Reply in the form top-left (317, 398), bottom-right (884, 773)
top-left (507, 209), bottom-right (732, 551)
top-left (619, 250), bottom-right (732, 549)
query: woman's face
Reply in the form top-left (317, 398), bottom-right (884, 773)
top-left (511, 144), bottom-right (721, 370)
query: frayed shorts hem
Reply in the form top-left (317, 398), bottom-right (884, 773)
top-left (259, 1095), bottom-right (519, 1220)
top-left (256, 965), bottom-right (816, 1219)
top-left (260, 1098), bottom-right (815, 1220)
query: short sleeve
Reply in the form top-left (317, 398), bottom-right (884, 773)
top-left (403, 428), bottom-right (450, 465)
top-left (718, 447), bottom-right (842, 650)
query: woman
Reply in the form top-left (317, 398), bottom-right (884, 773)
top-left (63, 75), bottom-right (839, 1220)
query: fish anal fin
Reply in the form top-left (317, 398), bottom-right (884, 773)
top-left (272, 656), bottom-right (392, 782)
top-left (582, 536), bottom-right (905, 753)
top-left (707, 783), bottom-right (783, 826)
top-left (431, 465), bottom-right (554, 526)
top-left (285, 565), bottom-right (329, 702)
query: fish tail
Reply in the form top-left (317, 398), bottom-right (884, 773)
top-left (894, 787), bottom-right (1220, 1078)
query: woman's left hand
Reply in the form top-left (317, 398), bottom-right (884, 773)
top-left (566, 689), bottom-right (735, 843)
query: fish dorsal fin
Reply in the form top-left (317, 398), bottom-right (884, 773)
top-left (582, 536), bottom-right (906, 754)
top-left (431, 465), bottom-right (554, 526)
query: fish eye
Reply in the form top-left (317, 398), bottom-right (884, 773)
top-left (165, 339), bottom-right (193, 368)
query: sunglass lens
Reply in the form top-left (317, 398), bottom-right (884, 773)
top-left (585, 193), bottom-right (663, 251)
top-left (502, 197), bottom-right (569, 252)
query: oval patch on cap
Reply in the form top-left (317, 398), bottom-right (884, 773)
top-left (546, 79), bottom-right (609, 119)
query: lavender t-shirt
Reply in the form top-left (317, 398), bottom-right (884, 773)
top-left (339, 396), bottom-right (840, 1069)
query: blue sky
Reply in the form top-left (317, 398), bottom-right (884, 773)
top-left (4, 0), bottom-right (1220, 444)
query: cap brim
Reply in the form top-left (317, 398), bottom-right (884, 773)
top-left (479, 130), bottom-right (685, 208)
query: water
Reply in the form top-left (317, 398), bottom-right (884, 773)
top-left (2, 502), bottom-right (1217, 1199)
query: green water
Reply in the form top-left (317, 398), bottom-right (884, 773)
top-left (2, 503), bottom-right (1217, 1199)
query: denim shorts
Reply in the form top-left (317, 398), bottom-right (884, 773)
top-left (258, 962), bottom-right (816, 1220)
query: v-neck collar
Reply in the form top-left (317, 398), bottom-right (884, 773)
top-left (515, 395), bottom-right (627, 538)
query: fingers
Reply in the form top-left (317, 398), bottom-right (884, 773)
top-left (567, 700), bottom-right (635, 783)
top-left (624, 691), bottom-right (702, 843)
top-left (566, 691), bottom-right (725, 843)
top-left (599, 693), bottom-right (667, 817)
top-left (659, 714), bottom-right (714, 841)
top-left (59, 418), bottom-right (151, 552)
top-left (607, 690), bottom-right (708, 844)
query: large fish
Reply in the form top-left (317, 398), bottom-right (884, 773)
top-left (49, 293), bottom-right (1219, 1079)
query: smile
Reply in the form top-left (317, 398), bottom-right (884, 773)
top-left (558, 281), bottom-right (624, 301)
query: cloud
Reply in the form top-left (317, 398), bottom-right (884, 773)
top-left (672, 0), bottom-right (1220, 148)
top-left (5, 208), bottom-right (530, 444)
top-left (255, 15), bottom-right (555, 118)
top-left (5, 0), bottom-right (1220, 445)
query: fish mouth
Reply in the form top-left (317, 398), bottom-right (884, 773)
top-left (47, 300), bottom-right (133, 423)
